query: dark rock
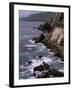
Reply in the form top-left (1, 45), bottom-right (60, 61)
top-left (37, 71), bottom-right (49, 78)
top-left (28, 60), bottom-right (32, 64)
top-left (33, 27), bottom-right (37, 29)
top-left (43, 62), bottom-right (50, 70)
top-left (37, 23), bottom-right (52, 32)
top-left (33, 62), bottom-right (50, 72)
top-left (33, 33), bottom-right (45, 43)
top-left (33, 68), bottom-right (64, 78)
top-left (38, 55), bottom-right (42, 58)
top-left (34, 65), bottom-right (45, 72)
top-left (33, 70), bottom-right (49, 78)
top-left (37, 24), bottom-right (44, 30)
top-left (48, 69), bottom-right (64, 77)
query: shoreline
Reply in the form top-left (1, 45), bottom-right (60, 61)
top-left (32, 31), bottom-right (64, 61)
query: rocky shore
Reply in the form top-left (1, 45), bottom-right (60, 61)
top-left (33, 62), bottom-right (64, 78)
top-left (33, 13), bottom-right (64, 61)
top-left (32, 13), bottom-right (64, 78)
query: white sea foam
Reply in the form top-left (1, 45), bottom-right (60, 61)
top-left (37, 43), bottom-right (46, 48)
top-left (41, 57), bottom-right (53, 63)
top-left (47, 49), bottom-right (51, 52)
top-left (26, 44), bottom-right (37, 48)
top-left (57, 60), bottom-right (64, 63)
top-left (23, 35), bottom-right (29, 39)
top-left (27, 47), bottom-right (32, 50)
top-left (49, 52), bottom-right (55, 55)
top-left (29, 56), bottom-right (53, 73)
top-left (28, 39), bottom-right (35, 44)
top-left (20, 65), bottom-right (24, 69)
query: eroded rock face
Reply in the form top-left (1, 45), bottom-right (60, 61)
top-left (34, 62), bottom-right (50, 72)
top-left (33, 33), bottom-right (45, 43)
top-left (33, 62), bottom-right (64, 78)
top-left (33, 67), bottom-right (64, 78)
top-left (34, 62), bottom-right (49, 71)
top-left (48, 69), bottom-right (64, 77)
top-left (50, 27), bottom-right (64, 47)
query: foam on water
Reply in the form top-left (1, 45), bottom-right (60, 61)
top-left (48, 52), bottom-right (55, 55)
top-left (28, 56), bottom-right (53, 74)
top-left (28, 39), bottom-right (35, 44)
top-left (23, 35), bottom-right (29, 39)
top-left (27, 47), bottom-right (32, 50)
top-left (26, 44), bottom-right (37, 48)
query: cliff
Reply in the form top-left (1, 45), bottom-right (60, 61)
top-left (20, 12), bottom-right (56, 21)
top-left (33, 13), bottom-right (64, 60)
top-left (50, 27), bottom-right (64, 47)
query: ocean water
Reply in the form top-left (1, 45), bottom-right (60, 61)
top-left (19, 21), bottom-right (64, 79)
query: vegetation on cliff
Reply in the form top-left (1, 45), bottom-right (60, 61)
top-left (33, 13), bottom-right (64, 60)
top-left (20, 12), bottom-right (57, 21)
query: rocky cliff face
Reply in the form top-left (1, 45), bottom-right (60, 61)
top-left (50, 27), bottom-right (64, 48)
top-left (33, 13), bottom-right (64, 60)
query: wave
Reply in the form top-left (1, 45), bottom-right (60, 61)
top-left (26, 44), bottom-right (37, 48)
top-left (28, 39), bottom-right (35, 44)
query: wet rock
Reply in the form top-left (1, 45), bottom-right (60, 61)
top-left (38, 55), bottom-right (42, 58)
top-left (28, 60), bottom-right (32, 64)
top-left (43, 62), bottom-right (50, 70)
top-left (33, 64), bottom-right (64, 78)
top-left (37, 24), bottom-right (44, 30)
top-left (34, 65), bottom-right (45, 72)
top-left (48, 69), bottom-right (64, 77)
top-left (33, 62), bottom-right (50, 72)
top-left (33, 33), bottom-right (45, 43)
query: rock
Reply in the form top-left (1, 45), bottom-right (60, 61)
top-left (28, 60), bottom-right (32, 64)
top-left (33, 62), bottom-right (50, 72)
top-left (33, 65), bottom-right (64, 78)
top-left (33, 27), bottom-right (37, 29)
top-left (33, 70), bottom-right (49, 78)
top-left (43, 62), bottom-right (50, 70)
top-left (37, 71), bottom-right (49, 78)
top-left (34, 65), bottom-right (45, 72)
top-left (37, 23), bottom-right (52, 32)
top-left (37, 24), bottom-right (44, 30)
top-left (48, 69), bottom-right (64, 77)
top-left (38, 55), bottom-right (42, 58)
top-left (33, 33), bottom-right (45, 43)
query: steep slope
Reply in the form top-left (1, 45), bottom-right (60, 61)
top-left (20, 12), bottom-right (57, 21)
top-left (33, 13), bottom-right (64, 60)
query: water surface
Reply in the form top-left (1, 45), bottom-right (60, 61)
top-left (19, 21), bottom-right (64, 79)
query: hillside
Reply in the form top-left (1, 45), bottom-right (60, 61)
top-left (33, 13), bottom-right (64, 60)
top-left (20, 12), bottom-right (57, 21)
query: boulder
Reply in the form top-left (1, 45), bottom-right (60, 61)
top-left (33, 33), bottom-right (45, 43)
top-left (38, 55), bottom-right (42, 58)
top-left (33, 70), bottom-right (49, 78)
top-left (34, 65), bottom-right (45, 72)
top-left (43, 62), bottom-right (50, 70)
top-left (48, 69), bottom-right (64, 77)
top-left (37, 24), bottom-right (44, 30)
top-left (33, 62), bottom-right (50, 72)
top-left (28, 60), bottom-right (32, 64)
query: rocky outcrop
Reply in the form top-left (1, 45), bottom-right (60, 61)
top-left (33, 13), bottom-right (64, 60)
top-left (34, 62), bottom-right (50, 72)
top-left (37, 13), bottom-right (64, 32)
top-left (33, 62), bottom-right (64, 78)
top-left (50, 27), bottom-right (64, 47)
top-left (33, 33), bottom-right (45, 43)
top-left (48, 69), bottom-right (64, 77)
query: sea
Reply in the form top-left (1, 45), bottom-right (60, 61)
top-left (19, 21), bottom-right (64, 79)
